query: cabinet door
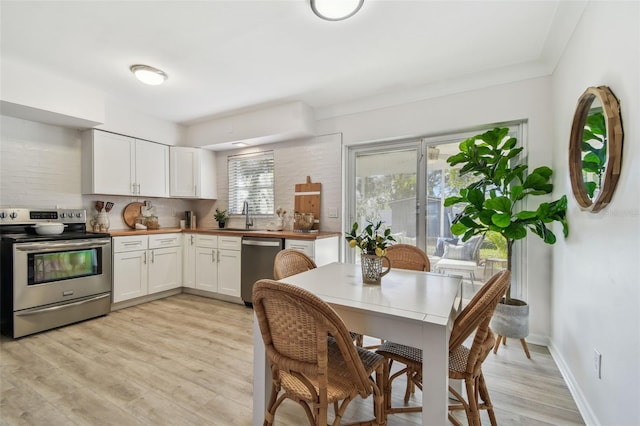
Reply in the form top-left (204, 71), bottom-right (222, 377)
top-left (313, 236), bottom-right (339, 267)
top-left (183, 234), bottom-right (196, 288)
top-left (170, 147), bottom-right (199, 197)
top-left (217, 249), bottom-right (241, 298)
top-left (148, 246), bottom-right (182, 294)
top-left (195, 247), bottom-right (218, 292)
top-left (135, 140), bottom-right (169, 197)
top-left (83, 131), bottom-right (135, 195)
top-left (285, 239), bottom-right (315, 260)
top-left (113, 250), bottom-right (148, 303)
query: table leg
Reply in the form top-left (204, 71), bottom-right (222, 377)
top-left (421, 322), bottom-right (450, 425)
top-left (252, 314), bottom-right (271, 426)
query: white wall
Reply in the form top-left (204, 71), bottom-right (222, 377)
top-left (549, 2), bottom-right (640, 425)
top-left (317, 77), bottom-right (556, 343)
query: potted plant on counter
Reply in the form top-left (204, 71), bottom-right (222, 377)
top-left (214, 208), bottom-right (229, 229)
top-left (444, 127), bottom-right (569, 357)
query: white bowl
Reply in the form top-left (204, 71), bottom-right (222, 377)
top-left (33, 223), bottom-right (67, 235)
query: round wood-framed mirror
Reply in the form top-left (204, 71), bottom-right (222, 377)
top-left (569, 86), bottom-right (623, 212)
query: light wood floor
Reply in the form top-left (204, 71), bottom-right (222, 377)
top-left (0, 294), bottom-right (584, 425)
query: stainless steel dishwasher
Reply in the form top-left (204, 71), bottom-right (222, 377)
top-left (241, 237), bottom-right (284, 306)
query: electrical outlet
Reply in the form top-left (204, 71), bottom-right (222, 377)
top-left (328, 207), bottom-right (338, 218)
top-left (594, 349), bottom-right (602, 379)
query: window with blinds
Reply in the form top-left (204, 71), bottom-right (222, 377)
top-left (228, 151), bottom-right (275, 215)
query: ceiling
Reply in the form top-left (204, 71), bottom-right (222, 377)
top-left (0, 1), bottom-right (585, 125)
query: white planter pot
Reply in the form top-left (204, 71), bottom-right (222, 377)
top-left (491, 300), bottom-right (529, 339)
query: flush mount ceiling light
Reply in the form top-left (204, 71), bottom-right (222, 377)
top-left (130, 64), bottom-right (168, 86)
top-left (311, 0), bottom-right (364, 21)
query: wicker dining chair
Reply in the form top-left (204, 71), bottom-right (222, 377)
top-left (252, 279), bottom-right (386, 426)
top-left (382, 244), bottom-right (430, 272)
top-left (365, 244), bottom-right (431, 352)
top-left (273, 249), bottom-right (363, 346)
top-left (273, 249), bottom-right (317, 280)
top-left (376, 269), bottom-right (510, 426)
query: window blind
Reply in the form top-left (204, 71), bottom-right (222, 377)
top-left (228, 151), bottom-right (275, 215)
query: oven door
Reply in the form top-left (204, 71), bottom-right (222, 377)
top-left (13, 238), bottom-right (112, 311)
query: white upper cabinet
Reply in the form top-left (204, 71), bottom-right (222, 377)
top-left (82, 129), bottom-right (169, 197)
top-left (169, 146), bottom-right (217, 199)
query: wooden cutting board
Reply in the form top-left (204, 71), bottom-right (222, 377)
top-left (294, 176), bottom-right (321, 230)
top-left (123, 202), bottom-right (144, 229)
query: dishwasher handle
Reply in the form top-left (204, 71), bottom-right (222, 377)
top-left (242, 239), bottom-right (282, 247)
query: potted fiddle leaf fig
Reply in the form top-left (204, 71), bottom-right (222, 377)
top-left (444, 128), bottom-right (568, 354)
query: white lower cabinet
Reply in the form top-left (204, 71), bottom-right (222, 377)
top-left (285, 236), bottom-right (339, 266)
top-left (113, 234), bottom-right (182, 303)
top-left (217, 236), bottom-right (241, 298)
top-left (183, 234), bottom-right (196, 288)
top-left (113, 248), bottom-right (148, 302)
top-left (192, 235), bottom-right (241, 297)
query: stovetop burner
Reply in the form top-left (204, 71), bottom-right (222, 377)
top-left (0, 207), bottom-right (109, 242)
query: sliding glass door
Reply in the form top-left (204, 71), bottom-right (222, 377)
top-left (345, 141), bottom-right (421, 263)
top-left (345, 126), bottom-right (521, 287)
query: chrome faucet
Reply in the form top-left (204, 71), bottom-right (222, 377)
top-left (242, 200), bottom-right (253, 229)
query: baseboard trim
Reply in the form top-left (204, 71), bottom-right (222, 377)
top-left (548, 340), bottom-right (599, 426)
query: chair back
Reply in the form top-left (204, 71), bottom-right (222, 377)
top-left (252, 279), bottom-right (373, 398)
top-left (383, 244), bottom-right (430, 271)
top-left (273, 249), bottom-right (317, 280)
top-left (449, 270), bottom-right (510, 372)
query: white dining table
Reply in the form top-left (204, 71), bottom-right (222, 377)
top-left (252, 262), bottom-right (462, 425)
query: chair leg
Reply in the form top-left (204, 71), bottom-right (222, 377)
top-left (477, 372), bottom-right (497, 426)
top-left (464, 378), bottom-right (481, 426)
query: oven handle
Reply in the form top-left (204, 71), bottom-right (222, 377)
top-left (15, 239), bottom-right (111, 252)
top-left (14, 293), bottom-right (111, 316)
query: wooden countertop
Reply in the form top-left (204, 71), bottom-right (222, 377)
top-left (108, 228), bottom-right (183, 237)
top-left (108, 227), bottom-right (341, 240)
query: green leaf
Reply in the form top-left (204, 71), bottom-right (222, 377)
top-left (450, 222), bottom-right (468, 236)
top-left (503, 224), bottom-right (527, 240)
top-left (531, 166), bottom-right (553, 180)
top-left (584, 181), bottom-right (597, 198)
top-left (523, 173), bottom-right (547, 189)
top-left (491, 213), bottom-right (512, 228)
top-left (444, 196), bottom-right (463, 207)
top-left (478, 210), bottom-right (495, 226)
top-left (484, 196), bottom-right (511, 213)
top-left (510, 185), bottom-right (524, 201)
top-left (516, 210), bottom-right (538, 220)
top-left (446, 152), bottom-right (468, 166)
top-left (460, 216), bottom-right (481, 228)
top-left (467, 188), bottom-right (485, 208)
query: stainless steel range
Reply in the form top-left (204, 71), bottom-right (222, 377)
top-left (0, 207), bottom-right (112, 338)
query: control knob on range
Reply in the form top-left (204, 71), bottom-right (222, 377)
top-left (75, 212), bottom-right (83, 218)
top-left (9, 212), bottom-right (18, 219)
top-left (60, 212), bottom-right (66, 218)
top-left (0, 211), bottom-right (6, 219)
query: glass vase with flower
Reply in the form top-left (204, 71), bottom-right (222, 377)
top-left (345, 220), bottom-right (395, 284)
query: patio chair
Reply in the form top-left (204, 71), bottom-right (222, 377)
top-left (376, 269), bottom-right (510, 425)
top-left (433, 235), bottom-right (484, 285)
top-left (252, 279), bottom-right (386, 426)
